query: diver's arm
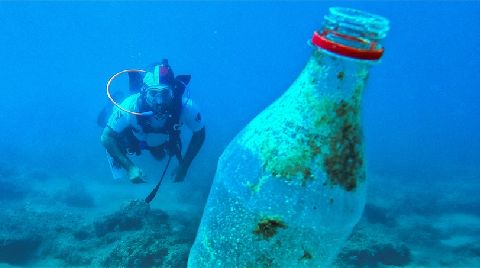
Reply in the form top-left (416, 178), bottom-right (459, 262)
top-left (175, 127), bottom-right (205, 181)
top-left (183, 127), bottom-right (206, 168)
top-left (101, 127), bottom-right (135, 171)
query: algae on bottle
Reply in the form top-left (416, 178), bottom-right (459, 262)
top-left (189, 7), bottom-right (390, 267)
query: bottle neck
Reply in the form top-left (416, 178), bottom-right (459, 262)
top-left (301, 48), bottom-right (371, 103)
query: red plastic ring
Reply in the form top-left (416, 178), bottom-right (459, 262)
top-left (311, 31), bottom-right (384, 60)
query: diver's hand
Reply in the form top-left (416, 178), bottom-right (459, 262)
top-left (172, 165), bottom-right (188, 183)
top-left (128, 166), bottom-right (146, 184)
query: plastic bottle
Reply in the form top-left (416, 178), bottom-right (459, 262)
top-left (188, 7), bottom-right (390, 267)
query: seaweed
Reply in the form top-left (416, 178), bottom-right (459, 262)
top-left (323, 100), bottom-right (364, 191)
top-left (253, 217), bottom-right (287, 240)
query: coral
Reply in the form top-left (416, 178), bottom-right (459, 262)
top-left (48, 244), bottom-right (94, 266)
top-left (161, 242), bottom-right (191, 268)
top-left (0, 197), bottom-right (194, 267)
top-left (0, 234), bottom-right (42, 265)
top-left (100, 206), bottom-right (192, 268)
top-left (94, 200), bottom-right (151, 237)
top-left (73, 229), bottom-right (91, 241)
top-left (102, 229), bottom-right (169, 267)
top-left (0, 207), bottom-right (85, 266)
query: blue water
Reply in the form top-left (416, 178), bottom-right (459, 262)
top-left (0, 1), bottom-right (479, 267)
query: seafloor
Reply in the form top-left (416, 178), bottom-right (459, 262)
top-left (0, 162), bottom-right (479, 267)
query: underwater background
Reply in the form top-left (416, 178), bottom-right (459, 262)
top-left (0, 1), bottom-right (478, 267)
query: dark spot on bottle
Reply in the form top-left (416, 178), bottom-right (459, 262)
top-left (323, 101), bottom-right (364, 191)
top-left (253, 217), bottom-right (287, 240)
top-left (300, 249), bottom-right (313, 261)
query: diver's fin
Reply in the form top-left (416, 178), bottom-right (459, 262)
top-left (128, 72), bottom-right (144, 93)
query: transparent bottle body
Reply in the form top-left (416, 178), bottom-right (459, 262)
top-left (188, 48), bottom-right (376, 267)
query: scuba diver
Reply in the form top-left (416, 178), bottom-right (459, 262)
top-left (100, 59), bottom-right (205, 183)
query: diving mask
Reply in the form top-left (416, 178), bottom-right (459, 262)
top-left (146, 85), bottom-right (173, 106)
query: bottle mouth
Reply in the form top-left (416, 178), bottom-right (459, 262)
top-left (326, 7), bottom-right (390, 41)
top-left (311, 7), bottom-right (390, 60)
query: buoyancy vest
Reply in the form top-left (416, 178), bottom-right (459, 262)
top-left (135, 75), bottom-right (191, 159)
